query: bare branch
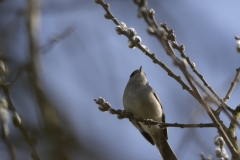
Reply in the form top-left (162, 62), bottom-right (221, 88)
top-left (228, 105), bottom-right (240, 158)
top-left (161, 22), bottom-right (233, 115)
top-left (26, 0), bottom-right (71, 159)
top-left (95, 0), bottom-right (195, 96)
top-left (2, 83), bottom-right (41, 160)
top-left (40, 26), bottom-right (75, 54)
top-left (223, 68), bottom-right (240, 103)
top-left (94, 97), bottom-right (215, 128)
top-left (0, 97), bottom-right (16, 160)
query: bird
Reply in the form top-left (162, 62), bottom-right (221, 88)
top-left (123, 66), bottom-right (178, 160)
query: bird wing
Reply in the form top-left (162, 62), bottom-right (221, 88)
top-left (130, 88), bottom-right (168, 145)
top-left (152, 90), bottom-right (168, 140)
top-left (130, 121), bottom-right (155, 145)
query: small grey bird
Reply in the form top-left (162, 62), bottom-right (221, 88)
top-left (123, 66), bottom-right (178, 160)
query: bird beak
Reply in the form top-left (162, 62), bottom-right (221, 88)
top-left (139, 66), bottom-right (142, 72)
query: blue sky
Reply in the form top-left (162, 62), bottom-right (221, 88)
top-left (1, 0), bottom-right (240, 159)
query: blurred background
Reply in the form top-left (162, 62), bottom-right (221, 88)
top-left (0, 0), bottom-right (240, 159)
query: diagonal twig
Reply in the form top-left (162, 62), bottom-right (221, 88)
top-left (95, 0), bottom-right (195, 96)
top-left (160, 22), bottom-right (235, 116)
top-left (40, 26), bottom-right (75, 54)
top-left (223, 68), bottom-right (240, 103)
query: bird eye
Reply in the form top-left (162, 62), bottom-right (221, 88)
top-left (130, 70), bottom-right (139, 78)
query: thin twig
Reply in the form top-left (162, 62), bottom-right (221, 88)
top-left (40, 26), bottom-right (75, 54)
top-left (95, 0), bottom-right (194, 95)
top-left (161, 22), bottom-right (234, 115)
top-left (136, 0), bottom-right (235, 117)
top-left (94, 97), bottom-right (215, 128)
top-left (135, 1), bottom-right (203, 101)
top-left (161, 24), bottom-right (236, 122)
top-left (223, 68), bottom-right (240, 103)
top-left (6, 26), bottom-right (74, 87)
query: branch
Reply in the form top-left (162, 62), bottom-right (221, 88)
top-left (160, 24), bottom-right (237, 130)
top-left (94, 0), bottom-right (240, 157)
top-left (215, 68), bottom-right (240, 116)
top-left (135, 0), bottom-right (233, 116)
top-left (6, 26), bottom-right (74, 87)
top-left (27, 0), bottom-right (60, 132)
top-left (223, 68), bottom-right (240, 103)
top-left (1, 83), bottom-right (40, 160)
top-left (161, 22), bottom-right (233, 116)
top-left (95, 0), bottom-right (195, 96)
top-left (94, 97), bottom-right (215, 128)
top-left (0, 99), bottom-right (16, 160)
top-left (228, 105), bottom-right (240, 157)
top-left (27, 0), bottom-right (70, 159)
top-left (40, 26), bottom-right (75, 54)
top-left (135, 1), bottom-right (208, 106)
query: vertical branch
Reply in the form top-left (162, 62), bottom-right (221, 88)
top-left (228, 105), bottom-right (240, 159)
top-left (26, 0), bottom-right (70, 159)
top-left (27, 0), bottom-right (58, 132)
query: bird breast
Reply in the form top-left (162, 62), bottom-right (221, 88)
top-left (123, 84), bottom-right (162, 122)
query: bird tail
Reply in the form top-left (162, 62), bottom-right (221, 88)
top-left (155, 135), bottom-right (178, 160)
